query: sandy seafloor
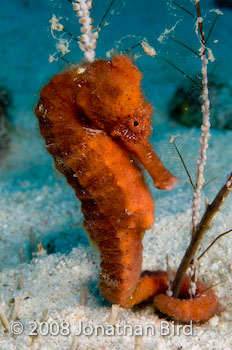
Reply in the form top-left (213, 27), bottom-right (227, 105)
top-left (0, 0), bottom-right (232, 349)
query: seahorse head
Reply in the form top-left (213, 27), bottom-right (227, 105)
top-left (74, 55), bottom-right (178, 190)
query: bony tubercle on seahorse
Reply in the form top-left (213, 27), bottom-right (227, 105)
top-left (35, 55), bottom-right (218, 323)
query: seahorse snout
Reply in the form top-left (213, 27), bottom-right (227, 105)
top-left (120, 138), bottom-right (179, 191)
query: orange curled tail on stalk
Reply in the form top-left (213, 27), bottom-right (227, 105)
top-left (34, 54), bottom-right (218, 322)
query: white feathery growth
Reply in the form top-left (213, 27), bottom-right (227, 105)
top-left (72, 0), bottom-right (99, 62)
top-left (191, 6), bottom-right (211, 234)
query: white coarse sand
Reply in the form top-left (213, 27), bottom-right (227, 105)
top-left (0, 188), bottom-right (231, 350)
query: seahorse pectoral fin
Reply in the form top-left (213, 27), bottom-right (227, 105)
top-left (125, 140), bottom-right (178, 191)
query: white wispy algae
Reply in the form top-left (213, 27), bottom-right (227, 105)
top-left (48, 1), bottom-right (99, 63)
top-left (48, 15), bottom-right (71, 62)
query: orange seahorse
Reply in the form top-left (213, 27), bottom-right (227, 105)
top-left (35, 55), bottom-right (218, 321)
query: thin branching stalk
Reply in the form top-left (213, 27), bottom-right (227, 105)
top-left (172, 173), bottom-right (232, 297)
top-left (171, 0), bottom-right (213, 298)
top-left (198, 228), bottom-right (232, 260)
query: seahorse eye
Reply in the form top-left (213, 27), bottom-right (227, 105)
top-left (133, 121), bottom-right (139, 127)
